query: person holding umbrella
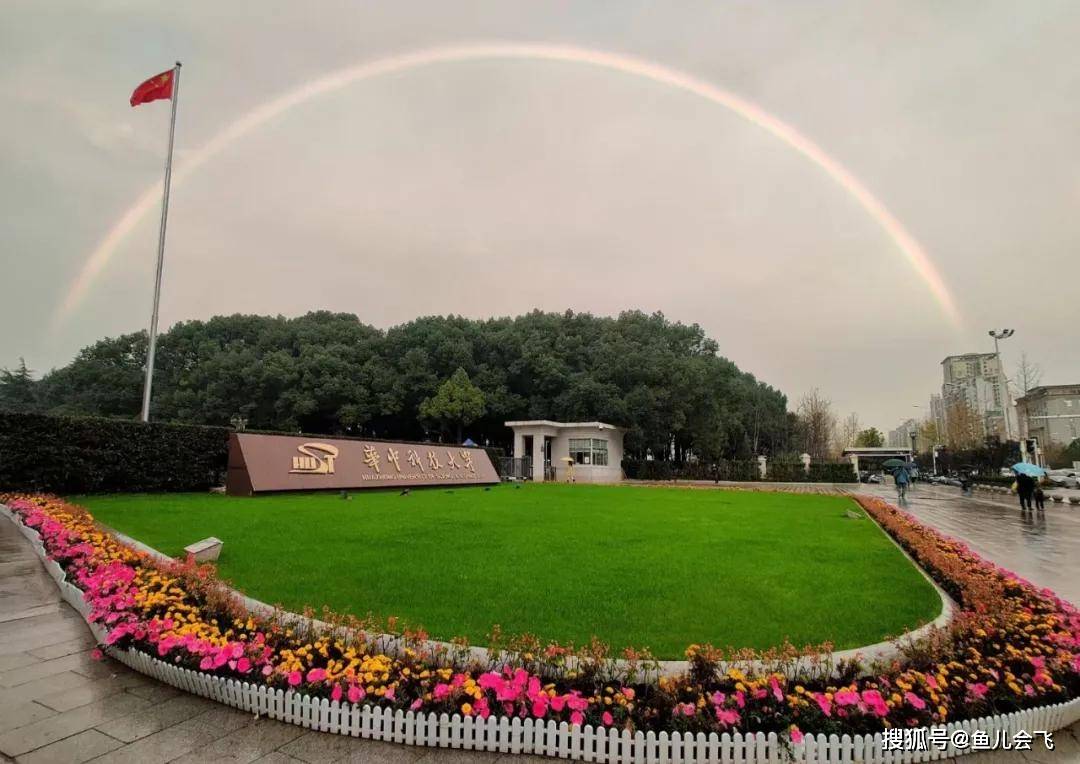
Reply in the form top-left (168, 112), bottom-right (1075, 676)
top-left (883, 458), bottom-right (912, 503)
top-left (1012, 462), bottom-right (1046, 512)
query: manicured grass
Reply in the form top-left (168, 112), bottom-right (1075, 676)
top-left (73, 484), bottom-right (940, 657)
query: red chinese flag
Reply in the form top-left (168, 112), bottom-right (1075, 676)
top-left (130, 69), bottom-right (174, 107)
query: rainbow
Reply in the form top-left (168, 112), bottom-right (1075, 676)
top-left (58, 42), bottom-right (961, 327)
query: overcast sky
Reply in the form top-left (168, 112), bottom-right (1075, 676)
top-left (2, 1), bottom-right (1078, 431)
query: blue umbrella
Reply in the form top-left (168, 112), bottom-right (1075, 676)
top-left (1012, 462), bottom-right (1046, 477)
top-left (462, 438), bottom-right (478, 447)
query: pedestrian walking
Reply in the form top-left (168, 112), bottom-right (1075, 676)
top-left (894, 466), bottom-right (911, 503)
top-left (1016, 472), bottom-right (1035, 511)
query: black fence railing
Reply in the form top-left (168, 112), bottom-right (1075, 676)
top-left (499, 457), bottom-right (532, 481)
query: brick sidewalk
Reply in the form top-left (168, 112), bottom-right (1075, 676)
top-left (1, 507), bottom-right (1076, 762)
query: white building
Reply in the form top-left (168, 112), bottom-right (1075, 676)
top-left (941, 353), bottom-right (1016, 440)
top-left (1016, 384), bottom-right (1080, 447)
top-left (505, 420), bottom-right (626, 483)
top-left (887, 419), bottom-right (918, 448)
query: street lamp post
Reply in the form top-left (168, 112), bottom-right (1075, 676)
top-left (988, 329), bottom-right (1015, 441)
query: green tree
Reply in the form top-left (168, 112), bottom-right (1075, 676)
top-left (0, 358), bottom-right (37, 412)
top-left (1055, 438), bottom-right (1080, 468)
top-left (854, 427), bottom-right (885, 447)
top-left (27, 309), bottom-right (798, 456)
top-left (419, 367), bottom-right (487, 442)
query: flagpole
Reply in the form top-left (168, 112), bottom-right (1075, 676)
top-left (140, 61), bottom-right (181, 422)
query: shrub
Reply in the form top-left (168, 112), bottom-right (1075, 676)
top-left (766, 462), bottom-right (807, 482)
top-left (973, 475), bottom-right (1014, 488)
top-left (808, 462), bottom-right (858, 483)
top-left (621, 459), bottom-right (855, 483)
top-left (0, 411), bottom-right (229, 493)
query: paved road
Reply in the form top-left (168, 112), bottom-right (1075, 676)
top-left (1, 503), bottom-right (1077, 762)
top-left (856, 482), bottom-right (1080, 606)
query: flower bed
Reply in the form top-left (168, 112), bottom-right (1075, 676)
top-left (1, 492), bottom-right (1078, 748)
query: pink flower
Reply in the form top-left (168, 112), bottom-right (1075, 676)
top-left (474, 697), bottom-right (490, 719)
top-left (306, 668), bottom-right (326, 683)
top-left (834, 689), bottom-right (859, 707)
top-left (262, 665), bottom-right (273, 677)
top-left (813, 693), bottom-right (832, 717)
top-left (331, 684), bottom-right (342, 702)
top-left (623, 687), bottom-right (635, 701)
top-left (237, 657), bottom-right (251, 673)
top-left (861, 690), bottom-right (889, 717)
top-left (433, 683), bottom-right (451, 701)
top-left (715, 708), bottom-right (740, 727)
top-left (967, 682), bottom-right (989, 699)
top-left (90, 648), bottom-right (104, 661)
top-left (790, 726), bottom-right (804, 744)
top-left (570, 711), bottom-right (584, 726)
top-left (769, 676), bottom-right (784, 702)
top-left (199, 656), bottom-right (214, 671)
top-left (348, 685), bottom-right (365, 703)
top-left (287, 671), bottom-right (302, 687)
top-left (904, 692), bottom-right (926, 711)
top-left (602, 711), bottom-right (614, 726)
top-left (410, 699), bottom-right (423, 711)
top-left (385, 686), bottom-right (396, 701)
top-left (532, 699), bottom-right (548, 718)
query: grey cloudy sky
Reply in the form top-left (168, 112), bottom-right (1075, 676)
top-left (2, 0), bottom-right (1078, 431)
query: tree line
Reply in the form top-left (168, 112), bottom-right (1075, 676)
top-left (2, 310), bottom-right (816, 460)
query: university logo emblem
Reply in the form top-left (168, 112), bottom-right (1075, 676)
top-left (289, 443), bottom-right (339, 475)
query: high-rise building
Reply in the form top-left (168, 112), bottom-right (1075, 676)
top-left (928, 394), bottom-right (946, 435)
top-left (1015, 384), bottom-right (1080, 447)
top-left (887, 419), bottom-right (918, 448)
top-left (941, 353), bottom-right (1014, 440)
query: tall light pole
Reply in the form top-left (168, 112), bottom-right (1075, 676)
top-left (988, 329), bottom-right (1015, 441)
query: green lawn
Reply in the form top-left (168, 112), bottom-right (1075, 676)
top-left (73, 484), bottom-right (939, 657)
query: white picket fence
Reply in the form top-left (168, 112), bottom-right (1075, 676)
top-left (4, 503), bottom-right (1080, 763)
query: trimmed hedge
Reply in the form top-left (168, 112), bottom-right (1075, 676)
top-left (0, 411), bottom-right (229, 493)
top-left (621, 458), bottom-right (856, 483)
top-left (973, 475), bottom-right (1015, 488)
top-left (808, 462), bottom-right (859, 483)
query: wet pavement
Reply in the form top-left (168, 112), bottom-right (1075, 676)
top-left (856, 482), bottom-right (1080, 606)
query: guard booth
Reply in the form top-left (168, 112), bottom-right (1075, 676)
top-left (505, 420), bottom-right (626, 483)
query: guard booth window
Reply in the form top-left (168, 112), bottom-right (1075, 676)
top-left (569, 438), bottom-right (608, 466)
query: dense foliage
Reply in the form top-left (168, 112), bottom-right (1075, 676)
top-left (7, 310), bottom-right (794, 459)
top-left (0, 411), bottom-right (228, 493)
